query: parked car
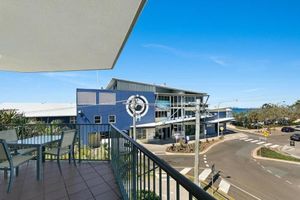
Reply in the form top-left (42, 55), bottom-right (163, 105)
top-left (290, 133), bottom-right (300, 141)
top-left (295, 125), bottom-right (300, 129)
top-left (281, 127), bottom-right (295, 132)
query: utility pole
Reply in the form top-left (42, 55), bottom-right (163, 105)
top-left (194, 99), bottom-right (201, 186)
top-left (132, 95), bottom-right (137, 140)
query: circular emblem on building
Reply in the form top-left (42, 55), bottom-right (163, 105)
top-left (126, 95), bottom-right (149, 118)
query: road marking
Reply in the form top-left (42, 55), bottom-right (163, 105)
top-left (245, 139), bottom-right (254, 142)
top-left (270, 144), bottom-right (279, 148)
top-left (206, 164), bottom-right (210, 168)
top-left (256, 141), bottom-right (266, 145)
top-left (199, 168), bottom-right (212, 181)
top-left (180, 168), bottom-right (192, 175)
top-left (219, 179), bottom-right (231, 194)
top-left (275, 175), bottom-right (281, 179)
top-left (267, 170), bottom-right (272, 174)
top-left (204, 160), bottom-right (208, 164)
top-left (240, 137), bottom-right (248, 140)
top-left (203, 157), bottom-right (207, 160)
top-left (286, 180), bottom-right (292, 185)
top-left (230, 182), bottom-right (263, 200)
top-left (264, 143), bottom-right (272, 147)
top-left (261, 165), bottom-right (265, 169)
top-left (251, 140), bottom-right (259, 143)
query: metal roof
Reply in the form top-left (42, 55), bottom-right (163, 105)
top-left (0, 0), bottom-right (145, 72)
top-left (0, 103), bottom-right (76, 117)
top-left (106, 78), bottom-right (207, 95)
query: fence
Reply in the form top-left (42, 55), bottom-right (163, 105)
top-left (0, 123), bottom-right (110, 161)
top-left (110, 125), bottom-right (215, 200)
top-left (0, 123), bottom-right (215, 199)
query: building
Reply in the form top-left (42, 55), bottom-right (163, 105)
top-left (77, 78), bottom-right (234, 140)
top-left (0, 103), bottom-right (76, 124)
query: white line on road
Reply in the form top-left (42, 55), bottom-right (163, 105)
top-left (199, 168), bottom-right (212, 181)
top-left (275, 175), bottom-right (281, 179)
top-left (203, 154), bottom-right (207, 157)
top-left (264, 143), bottom-right (272, 146)
top-left (180, 168), bottom-right (192, 175)
top-left (261, 165), bottom-right (265, 169)
top-left (267, 170), bottom-right (272, 174)
top-left (270, 144), bottom-right (279, 148)
top-left (230, 182), bottom-right (263, 200)
top-left (204, 160), bottom-right (208, 164)
top-left (256, 141), bottom-right (266, 145)
top-left (203, 157), bottom-right (207, 160)
top-left (240, 137), bottom-right (248, 140)
top-left (251, 140), bottom-right (260, 143)
top-left (245, 139), bottom-right (254, 142)
top-left (206, 164), bottom-right (210, 168)
top-left (219, 179), bottom-right (231, 194)
top-left (286, 180), bottom-right (292, 185)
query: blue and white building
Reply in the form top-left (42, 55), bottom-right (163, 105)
top-left (76, 78), bottom-right (234, 140)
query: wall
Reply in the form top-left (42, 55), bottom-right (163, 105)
top-left (76, 89), bottom-right (155, 131)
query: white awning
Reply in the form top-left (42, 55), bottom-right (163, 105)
top-left (206, 117), bottom-right (235, 124)
top-left (0, 0), bottom-right (145, 72)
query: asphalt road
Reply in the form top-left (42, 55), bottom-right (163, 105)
top-left (157, 133), bottom-right (300, 200)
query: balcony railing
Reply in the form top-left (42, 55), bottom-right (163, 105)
top-left (0, 123), bottom-right (215, 200)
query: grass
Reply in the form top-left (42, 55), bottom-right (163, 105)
top-left (258, 147), bottom-right (300, 162)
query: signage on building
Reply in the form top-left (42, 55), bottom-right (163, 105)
top-left (126, 95), bottom-right (149, 118)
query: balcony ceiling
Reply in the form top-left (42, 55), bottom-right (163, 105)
top-left (0, 0), bottom-right (145, 72)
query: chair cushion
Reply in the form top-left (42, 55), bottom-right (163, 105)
top-left (0, 155), bottom-right (35, 168)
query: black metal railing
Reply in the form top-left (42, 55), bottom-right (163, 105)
top-left (0, 123), bottom-right (215, 199)
top-left (0, 123), bottom-right (110, 161)
top-left (110, 125), bottom-right (215, 200)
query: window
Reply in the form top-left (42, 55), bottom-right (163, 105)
top-left (99, 93), bottom-right (116, 105)
top-left (77, 92), bottom-right (96, 105)
top-left (94, 116), bottom-right (102, 124)
top-left (70, 116), bottom-right (76, 124)
top-left (108, 115), bottom-right (116, 123)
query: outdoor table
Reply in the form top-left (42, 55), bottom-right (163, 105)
top-left (7, 135), bottom-right (61, 180)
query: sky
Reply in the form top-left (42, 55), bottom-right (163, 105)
top-left (1, 0), bottom-right (300, 108)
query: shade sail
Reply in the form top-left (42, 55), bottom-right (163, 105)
top-left (0, 0), bottom-right (145, 72)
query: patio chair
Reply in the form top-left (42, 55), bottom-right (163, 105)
top-left (0, 129), bottom-right (36, 155)
top-left (44, 130), bottom-right (77, 173)
top-left (0, 139), bottom-right (36, 192)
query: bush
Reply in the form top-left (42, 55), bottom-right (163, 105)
top-left (137, 190), bottom-right (160, 200)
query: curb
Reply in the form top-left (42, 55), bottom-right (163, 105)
top-left (251, 146), bottom-right (300, 165)
top-left (165, 134), bottom-right (244, 156)
top-left (165, 138), bottom-right (225, 156)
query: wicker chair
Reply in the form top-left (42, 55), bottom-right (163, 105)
top-left (44, 130), bottom-right (77, 173)
top-left (0, 139), bottom-right (36, 192)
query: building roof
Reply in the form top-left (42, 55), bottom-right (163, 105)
top-left (0, 103), bottom-right (76, 118)
top-left (0, 0), bottom-right (145, 72)
top-left (106, 78), bottom-right (207, 96)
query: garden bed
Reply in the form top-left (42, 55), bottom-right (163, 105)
top-left (166, 138), bottom-right (223, 153)
top-left (257, 147), bottom-right (300, 162)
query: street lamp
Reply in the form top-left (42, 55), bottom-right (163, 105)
top-left (217, 99), bottom-right (238, 137)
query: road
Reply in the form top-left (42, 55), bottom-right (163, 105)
top-left (155, 132), bottom-right (300, 200)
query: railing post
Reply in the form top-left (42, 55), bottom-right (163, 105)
top-left (131, 145), bottom-right (137, 200)
top-left (78, 125), bottom-right (81, 163)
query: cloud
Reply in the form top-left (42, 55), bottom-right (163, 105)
top-left (40, 72), bottom-right (95, 88)
top-left (42, 72), bottom-right (86, 78)
top-left (209, 56), bottom-right (228, 66)
top-left (142, 43), bottom-right (202, 58)
top-left (242, 88), bottom-right (264, 93)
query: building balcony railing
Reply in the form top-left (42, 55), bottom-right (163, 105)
top-left (0, 123), bottom-right (215, 200)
